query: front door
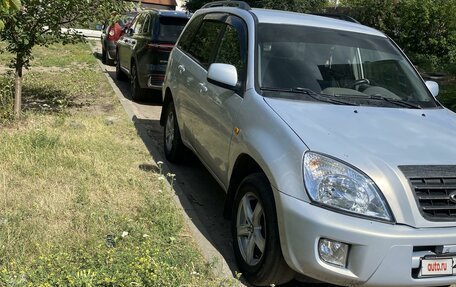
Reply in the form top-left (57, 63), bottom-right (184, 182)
top-left (186, 15), bottom-right (248, 185)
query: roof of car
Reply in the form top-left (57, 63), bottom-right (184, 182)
top-left (198, 6), bottom-right (385, 38)
top-left (251, 8), bottom-right (385, 37)
top-left (144, 9), bottom-right (190, 18)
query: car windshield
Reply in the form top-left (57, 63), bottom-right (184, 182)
top-left (257, 23), bottom-right (439, 109)
top-left (158, 17), bottom-right (188, 43)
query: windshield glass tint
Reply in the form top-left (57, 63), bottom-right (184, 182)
top-left (159, 17), bottom-right (188, 43)
top-left (257, 24), bottom-right (438, 108)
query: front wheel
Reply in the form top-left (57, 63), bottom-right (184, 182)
top-left (232, 173), bottom-right (294, 286)
top-left (163, 102), bottom-right (186, 162)
top-left (105, 49), bottom-right (114, 66)
top-left (101, 47), bottom-right (107, 64)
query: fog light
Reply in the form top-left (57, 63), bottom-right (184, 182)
top-left (318, 238), bottom-right (349, 267)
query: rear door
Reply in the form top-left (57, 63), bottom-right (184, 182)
top-left (133, 13), bottom-right (153, 88)
top-left (118, 13), bottom-right (144, 73)
top-left (176, 14), bottom-right (226, 149)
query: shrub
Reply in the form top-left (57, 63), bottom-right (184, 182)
top-left (341, 0), bottom-right (456, 74)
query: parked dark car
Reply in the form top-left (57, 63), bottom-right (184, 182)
top-left (116, 9), bottom-right (190, 101)
top-left (101, 12), bottom-right (137, 65)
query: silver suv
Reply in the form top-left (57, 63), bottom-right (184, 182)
top-left (160, 1), bottom-right (456, 286)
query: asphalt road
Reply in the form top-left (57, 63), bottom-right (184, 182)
top-left (91, 44), bottom-right (454, 287)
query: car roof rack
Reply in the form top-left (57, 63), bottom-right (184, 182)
top-left (312, 13), bottom-right (360, 24)
top-left (202, 1), bottom-right (251, 10)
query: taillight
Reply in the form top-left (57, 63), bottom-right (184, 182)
top-left (147, 43), bottom-right (174, 52)
top-left (107, 27), bottom-right (116, 41)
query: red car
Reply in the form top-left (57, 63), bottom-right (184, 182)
top-left (101, 12), bottom-right (137, 65)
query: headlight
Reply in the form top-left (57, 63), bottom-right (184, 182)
top-left (303, 152), bottom-right (393, 222)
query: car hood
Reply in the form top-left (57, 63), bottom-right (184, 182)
top-left (265, 97), bottom-right (456, 227)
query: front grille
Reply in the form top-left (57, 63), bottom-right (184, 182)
top-left (399, 166), bottom-right (456, 222)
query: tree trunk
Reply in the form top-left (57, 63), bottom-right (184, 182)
top-left (13, 64), bottom-right (22, 119)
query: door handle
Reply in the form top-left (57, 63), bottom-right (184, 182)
top-left (199, 83), bottom-right (208, 93)
top-left (178, 65), bottom-right (185, 74)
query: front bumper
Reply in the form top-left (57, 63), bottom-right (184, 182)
top-left (275, 189), bottom-right (456, 286)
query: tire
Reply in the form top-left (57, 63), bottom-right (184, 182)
top-left (116, 52), bottom-right (127, 81)
top-left (101, 46), bottom-right (107, 64)
top-left (232, 173), bottom-right (294, 286)
top-left (130, 62), bottom-right (146, 101)
top-left (105, 49), bottom-right (114, 66)
top-left (163, 102), bottom-right (186, 162)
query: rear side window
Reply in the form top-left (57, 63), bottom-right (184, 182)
top-left (133, 14), bottom-right (144, 34)
top-left (142, 14), bottom-right (152, 34)
top-left (187, 20), bottom-right (225, 69)
top-left (158, 17), bottom-right (189, 43)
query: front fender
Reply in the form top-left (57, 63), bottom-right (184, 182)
top-left (227, 90), bottom-right (310, 202)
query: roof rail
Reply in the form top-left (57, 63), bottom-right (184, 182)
top-left (312, 13), bottom-right (360, 24)
top-left (202, 1), bottom-right (251, 10)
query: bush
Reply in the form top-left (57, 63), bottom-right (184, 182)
top-left (0, 74), bottom-right (14, 123)
top-left (184, 0), bottom-right (327, 13)
top-left (341, 0), bottom-right (456, 74)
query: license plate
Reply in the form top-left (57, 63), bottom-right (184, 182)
top-left (421, 258), bottom-right (454, 276)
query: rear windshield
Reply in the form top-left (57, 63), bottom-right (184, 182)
top-left (159, 17), bottom-right (188, 43)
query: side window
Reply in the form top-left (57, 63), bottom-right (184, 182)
top-left (215, 24), bottom-right (245, 81)
top-left (187, 20), bottom-right (225, 69)
top-left (178, 15), bottom-right (203, 52)
top-left (142, 14), bottom-right (151, 34)
top-left (134, 14), bottom-right (144, 34)
top-left (128, 16), bottom-right (139, 34)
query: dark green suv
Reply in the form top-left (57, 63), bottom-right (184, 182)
top-left (116, 9), bottom-right (189, 101)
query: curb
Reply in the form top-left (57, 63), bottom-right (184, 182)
top-left (88, 42), bottom-right (235, 281)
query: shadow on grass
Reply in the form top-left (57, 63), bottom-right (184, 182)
top-left (22, 86), bottom-right (87, 113)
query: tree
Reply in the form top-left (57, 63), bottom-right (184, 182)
top-left (341, 0), bottom-right (456, 72)
top-left (0, 0), bottom-right (127, 118)
top-left (184, 0), bottom-right (328, 13)
top-left (0, 0), bottom-right (21, 30)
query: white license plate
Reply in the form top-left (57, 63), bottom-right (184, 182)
top-left (421, 258), bottom-right (454, 276)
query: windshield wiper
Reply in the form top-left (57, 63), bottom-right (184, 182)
top-left (364, 94), bottom-right (422, 109)
top-left (261, 87), bottom-right (359, 106)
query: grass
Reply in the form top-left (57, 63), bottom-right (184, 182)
top-left (0, 43), bottom-right (238, 286)
top-left (1, 42), bottom-right (97, 69)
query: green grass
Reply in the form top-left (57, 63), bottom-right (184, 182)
top-left (1, 42), bottom-right (97, 69)
top-left (0, 43), bottom-right (238, 287)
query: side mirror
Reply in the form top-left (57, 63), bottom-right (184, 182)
top-left (425, 81), bottom-right (439, 98)
top-left (207, 63), bottom-right (239, 91)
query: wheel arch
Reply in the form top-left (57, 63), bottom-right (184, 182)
top-left (224, 153), bottom-right (269, 219)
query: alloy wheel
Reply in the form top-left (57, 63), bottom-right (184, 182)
top-left (236, 192), bottom-right (266, 266)
top-left (131, 66), bottom-right (137, 97)
top-left (165, 109), bottom-right (175, 152)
